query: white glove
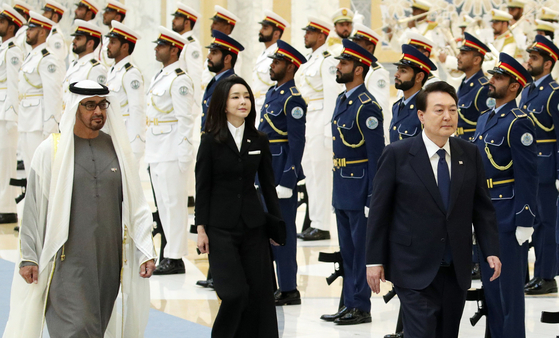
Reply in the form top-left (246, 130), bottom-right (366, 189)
top-left (276, 185), bottom-right (293, 199)
top-left (555, 179), bottom-right (559, 192)
top-left (364, 206), bottom-right (369, 218)
top-left (515, 226), bottom-right (534, 246)
top-left (178, 161), bottom-right (188, 173)
top-left (6, 121), bottom-right (16, 132)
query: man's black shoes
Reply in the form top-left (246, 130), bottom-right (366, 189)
top-left (196, 279), bottom-right (214, 288)
top-left (275, 289), bottom-right (301, 305)
top-left (525, 277), bottom-right (558, 295)
top-left (297, 227), bottom-right (331, 241)
top-left (153, 258), bottom-right (185, 275)
top-left (334, 308), bottom-right (371, 325)
top-left (320, 306), bottom-right (348, 321)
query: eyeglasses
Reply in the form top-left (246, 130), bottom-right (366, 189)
top-left (80, 100), bottom-right (111, 111)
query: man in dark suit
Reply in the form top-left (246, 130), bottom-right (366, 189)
top-left (366, 81), bottom-right (501, 338)
top-left (201, 30), bottom-right (243, 130)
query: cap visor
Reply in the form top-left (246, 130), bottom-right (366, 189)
top-left (487, 68), bottom-right (507, 76)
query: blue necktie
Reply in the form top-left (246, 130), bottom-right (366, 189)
top-left (437, 149), bottom-right (452, 265)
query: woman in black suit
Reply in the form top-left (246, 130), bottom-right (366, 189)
top-left (195, 76), bottom-right (282, 338)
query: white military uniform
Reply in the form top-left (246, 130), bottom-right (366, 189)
top-left (365, 63), bottom-right (390, 137)
top-left (18, 43), bottom-right (64, 174)
top-left (145, 61), bottom-right (194, 259)
top-left (389, 20), bottom-right (439, 53)
top-left (296, 43), bottom-right (343, 232)
top-left (14, 26), bottom-right (31, 57)
top-left (107, 56), bottom-right (146, 164)
top-left (327, 33), bottom-right (344, 57)
top-left (0, 38), bottom-right (23, 214)
top-left (62, 52), bottom-right (107, 108)
top-left (511, 18), bottom-right (535, 62)
top-left (252, 42), bottom-right (276, 115)
top-left (46, 25), bottom-right (67, 63)
top-left (484, 31), bottom-right (517, 74)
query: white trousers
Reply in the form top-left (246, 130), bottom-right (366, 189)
top-left (149, 160), bottom-right (189, 259)
top-left (0, 122), bottom-right (18, 213)
top-left (301, 134), bottom-right (334, 231)
top-left (19, 131), bottom-right (46, 177)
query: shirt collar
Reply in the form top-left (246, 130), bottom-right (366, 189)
top-left (215, 68), bottom-right (231, 81)
top-left (534, 74), bottom-right (550, 87)
top-left (403, 90), bottom-right (420, 106)
top-left (114, 55), bottom-right (131, 70)
top-left (78, 52), bottom-right (96, 63)
top-left (422, 130), bottom-right (451, 158)
top-left (161, 61), bottom-right (180, 74)
top-left (227, 120), bottom-right (245, 137)
top-left (344, 84), bottom-right (362, 98)
top-left (32, 42), bottom-right (48, 53)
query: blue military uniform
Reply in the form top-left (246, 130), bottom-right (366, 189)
top-left (456, 33), bottom-right (492, 141)
top-left (257, 40), bottom-right (307, 298)
top-left (332, 40), bottom-right (385, 320)
top-left (201, 30), bottom-right (243, 131)
top-left (521, 36), bottom-right (559, 288)
top-left (389, 44), bottom-right (437, 143)
top-left (474, 53), bottom-right (538, 338)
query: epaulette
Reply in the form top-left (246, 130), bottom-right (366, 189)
top-left (503, 35), bottom-right (515, 47)
top-left (41, 49), bottom-right (49, 57)
top-left (511, 108), bottom-right (527, 118)
top-left (52, 28), bottom-right (57, 34)
top-left (175, 68), bottom-right (185, 76)
top-left (359, 92), bottom-right (372, 104)
top-left (290, 87), bottom-right (300, 96)
top-left (427, 21), bottom-right (438, 30)
top-left (550, 81), bottom-right (559, 91)
top-left (372, 62), bottom-right (381, 70)
top-left (187, 36), bottom-right (194, 42)
top-left (90, 59), bottom-right (100, 66)
top-left (428, 73), bottom-right (435, 80)
top-left (323, 51), bottom-right (331, 58)
top-left (478, 76), bottom-right (489, 86)
top-left (124, 62), bottom-right (134, 72)
top-left (8, 42), bottom-right (15, 48)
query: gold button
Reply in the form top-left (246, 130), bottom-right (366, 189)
top-left (539, 152), bottom-right (542, 155)
top-left (334, 121), bottom-right (337, 124)
top-left (349, 100), bottom-right (353, 105)
top-left (525, 206), bottom-right (529, 210)
top-left (479, 135), bottom-right (483, 140)
top-left (533, 109), bottom-right (536, 112)
top-left (491, 140), bottom-right (494, 143)
top-left (470, 82), bottom-right (474, 87)
top-left (540, 86), bottom-right (544, 90)
top-left (461, 104), bottom-right (465, 107)
top-left (332, 168), bottom-right (335, 171)
top-left (202, 113), bottom-right (205, 116)
top-left (261, 118), bottom-right (263, 122)
top-left (280, 90), bottom-right (284, 94)
top-left (410, 104), bottom-right (414, 109)
top-left (265, 104), bottom-right (269, 108)
top-left (393, 126), bottom-right (397, 130)
top-left (333, 136), bottom-right (336, 140)
top-left (523, 105), bottom-right (527, 109)
top-left (499, 194), bottom-right (503, 198)
top-left (204, 100), bottom-right (207, 104)
top-left (343, 124), bottom-right (346, 127)
top-left (350, 173), bottom-right (354, 177)
top-left (292, 166), bottom-right (295, 169)
top-left (501, 114), bottom-right (505, 117)
top-left (405, 130), bottom-right (408, 133)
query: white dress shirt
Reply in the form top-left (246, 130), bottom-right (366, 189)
top-left (227, 121), bottom-right (245, 151)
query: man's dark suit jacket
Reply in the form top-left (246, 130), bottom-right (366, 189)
top-left (366, 135), bottom-right (500, 291)
top-left (195, 127), bottom-right (282, 229)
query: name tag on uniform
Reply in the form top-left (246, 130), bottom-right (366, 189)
top-left (248, 150), bottom-right (261, 155)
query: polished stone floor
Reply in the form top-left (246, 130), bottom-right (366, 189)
top-left (1, 168), bottom-right (559, 337)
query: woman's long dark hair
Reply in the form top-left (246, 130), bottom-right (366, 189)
top-left (204, 76), bottom-right (257, 142)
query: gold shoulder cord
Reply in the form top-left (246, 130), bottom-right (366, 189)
top-left (530, 112), bottom-right (554, 132)
top-left (23, 56), bottom-right (44, 89)
top-left (458, 109), bottom-right (477, 126)
top-left (264, 113), bottom-right (288, 136)
top-left (338, 104), bottom-right (365, 148)
top-left (484, 144), bottom-right (513, 170)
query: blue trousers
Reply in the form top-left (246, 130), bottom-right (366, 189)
top-left (335, 208), bottom-right (371, 312)
top-left (481, 231), bottom-right (528, 338)
top-left (271, 191), bottom-right (298, 292)
top-left (533, 183), bottom-right (558, 279)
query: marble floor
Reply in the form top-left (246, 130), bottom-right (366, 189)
top-left (1, 170), bottom-right (559, 337)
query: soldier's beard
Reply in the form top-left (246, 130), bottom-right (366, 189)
top-left (395, 77), bottom-right (416, 91)
top-left (528, 64), bottom-right (544, 77)
top-left (208, 58), bottom-right (224, 73)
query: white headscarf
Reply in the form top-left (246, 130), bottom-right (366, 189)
top-left (3, 80), bottom-right (156, 338)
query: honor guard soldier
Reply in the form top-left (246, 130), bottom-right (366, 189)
top-left (18, 11), bottom-right (64, 175)
top-left (13, 1), bottom-right (32, 56)
top-left (42, 1), bottom-right (68, 63)
top-left (386, 0), bottom-right (438, 53)
top-left (201, 30), bottom-right (244, 130)
top-left (201, 6), bottom-right (241, 89)
top-left (74, 0), bottom-right (100, 22)
top-left (507, 0), bottom-right (534, 62)
top-left (105, 21), bottom-right (145, 165)
top-left (406, 32), bottom-right (440, 84)
top-left (63, 20), bottom-right (107, 107)
top-left (390, 44), bottom-right (436, 143)
top-left (534, 20), bottom-right (559, 81)
top-left (172, 3), bottom-right (203, 121)
top-left (100, 0), bottom-right (127, 68)
top-left (253, 10), bottom-right (289, 114)
top-left (350, 24), bottom-right (390, 120)
top-left (520, 36), bottom-right (559, 295)
top-left (296, 16), bottom-right (344, 241)
top-left (455, 33), bottom-right (491, 141)
top-left (0, 5), bottom-right (25, 224)
top-left (328, 39), bottom-right (385, 325)
top-left (474, 53), bottom-right (537, 338)
top-left (328, 8), bottom-right (354, 57)
top-left (147, 27), bottom-right (195, 275)
top-left (484, 10), bottom-right (517, 72)
top-left (257, 40), bottom-right (307, 306)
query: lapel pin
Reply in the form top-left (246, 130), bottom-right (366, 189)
top-left (111, 168), bottom-right (118, 172)
top-left (247, 139), bottom-right (251, 143)
top-left (459, 161), bottom-right (463, 165)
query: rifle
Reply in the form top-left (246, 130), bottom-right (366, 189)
top-left (318, 251), bottom-right (344, 285)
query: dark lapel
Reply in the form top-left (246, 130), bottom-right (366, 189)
top-left (333, 84), bottom-right (365, 120)
top-left (409, 135), bottom-right (446, 214)
top-left (447, 138), bottom-right (466, 216)
top-left (204, 69), bottom-right (236, 100)
top-left (225, 128), bottom-right (240, 156)
top-left (240, 127), bottom-right (258, 156)
top-left (483, 100), bottom-right (517, 133)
